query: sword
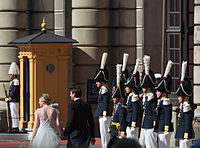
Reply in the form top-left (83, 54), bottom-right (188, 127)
top-left (3, 84), bottom-right (12, 132)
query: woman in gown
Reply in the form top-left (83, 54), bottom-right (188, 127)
top-left (30, 93), bottom-right (64, 148)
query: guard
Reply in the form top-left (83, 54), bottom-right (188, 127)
top-left (175, 61), bottom-right (195, 148)
top-left (94, 52), bottom-right (111, 148)
top-left (125, 58), bottom-right (142, 140)
top-left (154, 60), bottom-right (174, 148)
top-left (5, 62), bottom-right (20, 133)
top-left (139, 55), bottom-right (157, 148)
top-left (110, 64), bottom-right (127, 138)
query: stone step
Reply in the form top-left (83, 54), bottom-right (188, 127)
top-left (0, 133), bottom-right (30, 142)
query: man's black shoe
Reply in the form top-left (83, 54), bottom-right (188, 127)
top-left (10, 128), bottom-right (19, 133)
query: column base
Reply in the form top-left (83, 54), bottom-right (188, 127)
top-left (19, 120), bottom-right (27, 129)
top-left (28, 121), bottom-right (34, 129)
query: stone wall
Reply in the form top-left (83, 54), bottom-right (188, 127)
top-left (0, 0), bottom-right (28, 99)
top-left (72, 0), bottom-right (143, 99)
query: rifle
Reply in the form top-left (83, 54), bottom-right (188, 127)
top-left (3, 84), bottom-right (12, 132)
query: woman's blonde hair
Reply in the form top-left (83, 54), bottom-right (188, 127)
top-left (39, 93), bottom-right (51, 105)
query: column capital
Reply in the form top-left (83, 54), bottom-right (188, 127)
top-left (27, 53), bottom-right (36, 60)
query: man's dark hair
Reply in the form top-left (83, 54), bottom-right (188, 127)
top-left (107, 137), bottom-right (142, 148)
top-left (70, 88), bottom-right (82, 98)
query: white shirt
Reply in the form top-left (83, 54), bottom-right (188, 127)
top-left (74, 98), bottom-right (80, 101)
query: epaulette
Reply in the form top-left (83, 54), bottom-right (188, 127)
top-left (163, 98), bottom-right (171, 105)
top-left (131, 94), bottom-right (139, 102)
top-left (100, 86), bottom-right (108, 94)
top-left (129, 92), bottom-right (136, 96)
top-left (183, 103), bottom-right (191, 112)
top-left (13, 79), bottom-right (19, 86)
top-left (146, 92), bottom-right (154, 101)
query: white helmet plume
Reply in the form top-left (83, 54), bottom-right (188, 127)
top-left (122, 53), bottom-right (129, 72)
top-left (163, 60), bottom-right (173, 78)
top-left (181, 61), bottom-right (187, 82)
top-left (100, 52), bottom-right (108, 69)
top-left (8, 62), bottom-right (20, 75)
top-left (133, 58), bottom-right (141, 75)
top-left (143, 55), bottom-right (150, 75)
top-left (116, 64), bottom-right (122, 85)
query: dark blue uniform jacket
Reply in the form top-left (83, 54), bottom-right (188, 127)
top-left (111, 103), bottom-right (127, 138)
top-left (9, 79), bottom-right (20, 102)
top-left (95, 86), bottom-right (111, 117)
top-left (126, 92), bottom-right (142, 127)
top-left (154, 98), bottom-right (174, 132)
top-left (142, 92), bottom-right (157, 129)
top-left (175, 102), bottom-right (194, 139)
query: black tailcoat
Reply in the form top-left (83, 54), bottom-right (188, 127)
top-left (64, 99), bottom-right (95, 148)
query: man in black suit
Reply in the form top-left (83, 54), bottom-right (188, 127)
top-left (64, 88), bottom-right (96, 148)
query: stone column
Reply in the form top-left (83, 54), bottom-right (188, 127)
top-left (136, 0), bottom-right (144, 60)
top-left (0, 0), bottom-right (28, 99)
top-left (194, 0), bottom-right (200, 139)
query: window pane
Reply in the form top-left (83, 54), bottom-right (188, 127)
top-left (170, 13), bottom-right (180, 27)
top-left (175, 14), bottom-right (180, 26)
top-left (176, 0), bottom-right (180, 11)
top-left (170, 50), bottom-right (174, 60)
top-left (170, 0), bottom-right (174, 11)
top-left (174, 64), bottom-right (180, 77)
top-left (175, 50), bottom-right (180, 63)
top-left (175, 34), bottom-right (180, 48)
top-left (170, 35), bottom-right (174, 48)
top-left (170, 14), bottom-right (175, 26)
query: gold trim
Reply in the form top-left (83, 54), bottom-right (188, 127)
top-left (41, 17), bottom-right (46, 32)
top-left (131, 121), bottom-right (136, 127)
top-left (164, 125), bottom-right (169, 131)
top-left (103, 111), bottom-right (107, 117)
top-left (184, 133), bottom-right (189, 139)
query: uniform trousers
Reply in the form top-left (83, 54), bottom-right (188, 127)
top-left (144, 128), bottom-right (157, 148)
top-left (157, 132), bottom-right (172, 148)
top-left (99, 116), bottom-right (111, 148)
top-left (179, 139), bottom-right (192, 148)
top-left (126, 126), bottom-right (139, 140)
top-left (9, 102), bottom-right (19, 128)
top-left (139, 128), bottom-right (146, 148)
